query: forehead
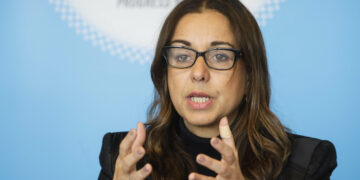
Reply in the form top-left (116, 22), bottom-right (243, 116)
top-left (171, 10), bottom-right (236, 48)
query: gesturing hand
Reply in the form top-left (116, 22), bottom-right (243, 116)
top-left (113, 122), bottom-right (152, 180)
top-left (188, 117), bottom-right (245, 180)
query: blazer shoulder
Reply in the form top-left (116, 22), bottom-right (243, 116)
top-left (281, 134), bottom-right (337, 180)
top-left (103, 132), bottom-right (129, 149)
top-left (98, 132), bottom-right (128, 180)
top-left (305, 138), bottom-right (337, 179)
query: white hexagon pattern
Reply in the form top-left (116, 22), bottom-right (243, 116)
top-left (49, 0), bottom-right (285, 64)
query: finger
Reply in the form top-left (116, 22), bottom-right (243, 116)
top-left (219, 117), bottom-right (235, 148)
top-left (210, 137), bottom-right (236, 165)
top-left (132, 163), bottom-right (152, 179)
top-left (188, 172), bottom-right (214, 180)
top-left (119, 128), bottom-right (137, 158)
top-left (132, 122), bottom-right (146, 152)
top-left (121, 146), bottom-right (146, 173)
top-left (196, 154), bottom-right (226, 175)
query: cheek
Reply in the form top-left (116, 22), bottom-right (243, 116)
top-left (167, 70), bottom-right (185, 104)
top-left (167, 72), bottom-right (176, 100)
top-left (218, 70), bottom-right (246, 109)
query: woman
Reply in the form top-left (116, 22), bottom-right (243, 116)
top-left (98, 0), bottom-right (337, 179)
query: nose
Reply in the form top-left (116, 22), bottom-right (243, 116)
top-left (191, 56), bottom-right (210, 82)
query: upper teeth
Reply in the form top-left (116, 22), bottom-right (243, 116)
top-left (190, 96), bottom-right (210, 103)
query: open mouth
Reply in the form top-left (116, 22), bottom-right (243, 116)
top-left (187, 92), bottom-right (214, 109)
top-left (189, 96), bottom-right (212, 103)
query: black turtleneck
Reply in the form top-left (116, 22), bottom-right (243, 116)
top-left (99, 121), bottom-right (337, 180)
top-left (177, 119), bottom-right (221, 177)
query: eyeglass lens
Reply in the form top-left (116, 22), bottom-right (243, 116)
top-left (165, 47), bottom-right (236, 69)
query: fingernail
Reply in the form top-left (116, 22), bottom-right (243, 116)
top-left (144, 164), bottom-right (150, 172)
top-left (198, 155), bottom-right (205, 163)
top-left (220, 117), bottom-right (228, 126)
top-left (212, 138), bottom-right (219, 145)
top-left (129, 129), bottom-right (134, 136)
top-left (137, 148), bottom-right (143, 155)
top-left (189, 173), bottom-right (196, 180)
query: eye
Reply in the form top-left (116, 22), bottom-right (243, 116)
top-left (212, 53), bottom-right (230, 62)
top-left (175, 54), bottom-right (191, 62)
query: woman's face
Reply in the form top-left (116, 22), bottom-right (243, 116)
top-left (167, 10), bottom-right (247, 137)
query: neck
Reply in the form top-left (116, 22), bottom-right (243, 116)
top-left (183, 111), bottom-right (241, 138)
top-left (183, 120), bottom-right (219, 138)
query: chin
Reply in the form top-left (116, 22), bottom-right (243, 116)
top-left (184, 114), bottom-right (218, 127)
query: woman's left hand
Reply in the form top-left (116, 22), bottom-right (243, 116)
top-left (188, 117), bottom-right (245, 180)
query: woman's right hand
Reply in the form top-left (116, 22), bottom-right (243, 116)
top-left (113, 122), bottom-right (152, 180)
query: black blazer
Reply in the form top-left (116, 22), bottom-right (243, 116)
top-left (98, 132), bottom-right (337, 180)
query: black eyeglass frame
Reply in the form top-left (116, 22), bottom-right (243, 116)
top-left (162, 46), bottom-right (244, 70)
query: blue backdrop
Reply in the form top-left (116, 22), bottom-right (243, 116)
top-left (1, 0), bottom-right (359, 179)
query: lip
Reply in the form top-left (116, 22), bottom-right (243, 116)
top-left (187, 92), bottom-right (212, 98)
top-left (186, 91), bottom-right (214, 110)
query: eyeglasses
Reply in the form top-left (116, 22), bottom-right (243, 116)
top-left (162, 46), bottom-right (244, 70)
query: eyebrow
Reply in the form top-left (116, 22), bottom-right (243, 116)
top-left (170, 39), bottom-right (235, 48)
top-left (211, 41), bottom-right (235, 48)
top-left (170, 39), bottom-right (191, 46)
